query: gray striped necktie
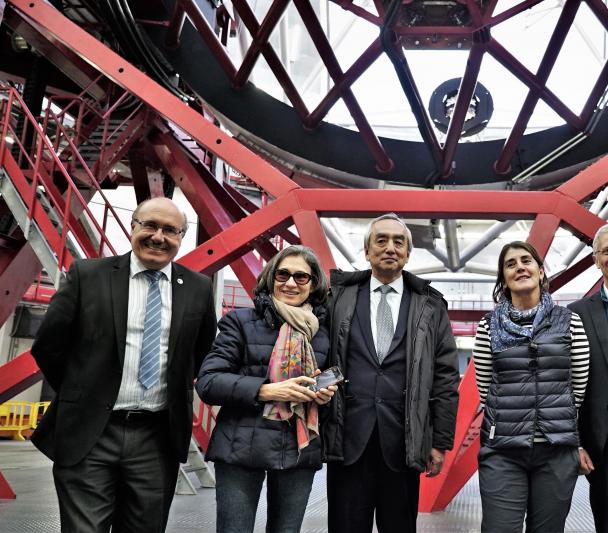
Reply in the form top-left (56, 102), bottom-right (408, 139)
top-left (139, 270), bottom-right (163, 389)
top-left (376, 284), bottom-right (394, 363)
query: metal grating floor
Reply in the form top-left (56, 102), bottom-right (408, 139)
top-left (0, 441), bottom-right (596, 532)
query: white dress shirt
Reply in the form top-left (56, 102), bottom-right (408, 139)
top-left (370, 275), bottom-right (403, 352)
top-left (114, 254), bottom-right (172, 411)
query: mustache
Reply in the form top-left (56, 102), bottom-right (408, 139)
top-left (143, 239), bottom-right (168, 250)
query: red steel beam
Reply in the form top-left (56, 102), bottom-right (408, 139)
top-left (579, 58), bottom-right (608, 125)
top-left (486, 39), bottom-right (582, 130)
top-left (7, 0), bottom-right (297, 199)
top-left (223, 183), bottom-right (301, 245)
top-left (419, 359), bottom-right (482, 512)
top-left (293, 0), bottom-right (394, 173)
top-left (526, 213), bottom-right (560, 258)
top-left (150, 132), bottom-right (261, 294)
top-left (233, 0), bottom-right (289, 86)
top-left (178, 187), bottom-right (607, 275)
top-left (0, 472), bottom-right (16, 500)
top-left (129, 142), bottom-right (164, 202)
top-left (441, 43), bottom-right (485, 177)
top-left (292, 210), bottom-right (336, 274)
top-left (231, 0), bottom-right (310, 119)
top-left (585, 0), bottom-right (608, 32)
top-left (0, 350), bottom-right (41, 405)
top-left (488, 0), bottom-right (546, 26)
top-left (0, 240), bottom-right (42, 328)
top-left (495, 0), bottom-right (582, 174)
top-left (556, 155), bottom-right (608, 202)
top-left (306, 38), bottom-right (384, 128)
top-left (550, 253), bottom-right (595, 292)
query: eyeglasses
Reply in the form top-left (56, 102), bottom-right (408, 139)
top-left (273, 268), bottom-right (313, 285)
top-left (133, 218), bottom-right (185, 237)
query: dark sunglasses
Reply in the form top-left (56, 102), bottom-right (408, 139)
top-left (273, 268), bottom-right (313, 285)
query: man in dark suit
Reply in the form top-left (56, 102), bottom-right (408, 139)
top-left (31, 197), bottom-right (217, 532)
top-left (323, 213), bottom-right (460, 533)
top-left (569, 223), bottom-right (608, 533)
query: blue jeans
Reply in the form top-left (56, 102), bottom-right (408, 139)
top-left (214, 461), bottom-right (317, 533)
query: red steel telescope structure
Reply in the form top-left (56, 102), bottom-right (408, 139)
top-left (1, 0), bottom-right (608, 510)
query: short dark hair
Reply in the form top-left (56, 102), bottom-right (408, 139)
top-left (492, 241), bottom-right (549, 303)
top-left (254, 245), bottom-right (328, 306)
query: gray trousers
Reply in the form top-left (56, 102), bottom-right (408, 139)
top-left (478, 443), bottom-right (579, 533)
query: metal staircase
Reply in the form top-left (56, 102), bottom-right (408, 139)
top-left (0, 85), bottom-right (220, 498)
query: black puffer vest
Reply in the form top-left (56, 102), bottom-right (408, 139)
top-left (481, 305), bottom-right (578, 449)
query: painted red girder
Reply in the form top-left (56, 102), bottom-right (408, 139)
top-left (3, 0), bottom-right (608, 512)
top-left (0, 351), bottom-right (40, 405)
top-left (495, 0), bottom-right (582, 174)
top-left (0, 240), bottom-right (42, 328)
top-left (176, 186), bottom-right (606, 274)
top-left (419, 359), bottom-right (482, 512)
top-left (161, 0), bottom-right (608, 177)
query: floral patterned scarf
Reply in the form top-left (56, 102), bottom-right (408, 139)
top-left (263, 297), bottom-right (319, 450)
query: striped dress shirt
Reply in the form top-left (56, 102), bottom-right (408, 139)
top-left (113, 254), bottom-right (172, 411)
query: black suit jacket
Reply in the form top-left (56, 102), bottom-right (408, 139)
top-left (342, 280), bottom-right (411, 470)
top-left (31, 252), bottom-right (217, 466)
top-left (569, 293), bottom-right (608, 462)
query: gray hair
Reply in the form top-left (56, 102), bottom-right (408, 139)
top-left (254, 245), bottom-right (328, 306)
top-left (593, 223), bottom-right (608, 254)
top-left (363, 213), bottom-right (413, 253)
top-left (132, 198), bottom-right (188, 234)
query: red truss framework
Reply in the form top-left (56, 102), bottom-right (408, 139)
top-left (1, 0), bottom-right (608, 511)
top-left (161, 0), bottom-right (608, 182)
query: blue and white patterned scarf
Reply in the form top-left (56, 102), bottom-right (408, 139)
top-left (489, 291), bottom-right (554, 353)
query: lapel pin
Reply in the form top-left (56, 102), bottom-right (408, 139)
top-left (177, 278), bottom-right (183, 285)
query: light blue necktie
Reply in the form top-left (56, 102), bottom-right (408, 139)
top-left (139, 270), bottom-right (163, 389)
top-left (376, 285), bottom-right (394, 363)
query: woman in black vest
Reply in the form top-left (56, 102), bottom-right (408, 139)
top-left (473, 241), bottom-right (591, 533)
top-left (196, 245), bottom-right (335, 533)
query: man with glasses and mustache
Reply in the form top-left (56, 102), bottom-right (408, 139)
top-left (323, 213), bottom-right (460, 533)
top-left (31, 197), bottom-right (217, 532)
top-left (569, 223), bottom-right (608, 533)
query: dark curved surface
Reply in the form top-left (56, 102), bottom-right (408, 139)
top-left (141, 1), bottom-right (608, 186)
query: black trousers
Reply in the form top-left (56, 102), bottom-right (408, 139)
top-left (588, 441), bottom-right (608, 533)
top-left (327, 427), bottom-right (420, 533)
top-left (52, 411), bottom-right (179, 533)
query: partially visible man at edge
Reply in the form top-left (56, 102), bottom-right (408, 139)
top-left (569, 223), bottom-right (608, 533)
top-left (31, 197), bottom-right (217, 532)
top-left (323, 213), bottom-right (460, 533)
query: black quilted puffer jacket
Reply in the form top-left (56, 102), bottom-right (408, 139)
top-left (196, 293), bottom-right (330, 470)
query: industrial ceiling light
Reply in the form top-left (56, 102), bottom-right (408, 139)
top-left (428, 78), bottom-right (494, 137)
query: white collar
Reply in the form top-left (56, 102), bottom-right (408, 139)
top-left (370, 274), bottom-right (403, 295)
top-left (130, 253), bottom-right (172, 281)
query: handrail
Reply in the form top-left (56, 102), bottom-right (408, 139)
top-left (43, 107), bottom-right (131, 243)
top-left (0, 87), bottom-right (131, 269)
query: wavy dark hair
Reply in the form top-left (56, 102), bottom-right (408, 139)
top-left (253, 245), bottom-right (329, 306)
top-left (492, 241), bottom-right (549, 303)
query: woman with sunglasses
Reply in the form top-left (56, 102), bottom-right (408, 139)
top-left (196, 245), bottom-right (335, 533)
top-left (473, 241), bottom-right (591, 533)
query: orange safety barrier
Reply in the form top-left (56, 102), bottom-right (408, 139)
top-left (0, 401), bottom-right (50, 441)
top-left (192, 402), bottom-right (217, 454)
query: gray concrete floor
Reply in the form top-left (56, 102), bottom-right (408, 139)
top-left (0, 440), bottom-right (596, 532)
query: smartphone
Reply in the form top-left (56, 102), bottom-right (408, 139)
top-left (309, 366), bottom-right (345, 392)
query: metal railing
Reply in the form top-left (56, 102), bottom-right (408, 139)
top-left (0, 86), bottom-right (131, 271)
